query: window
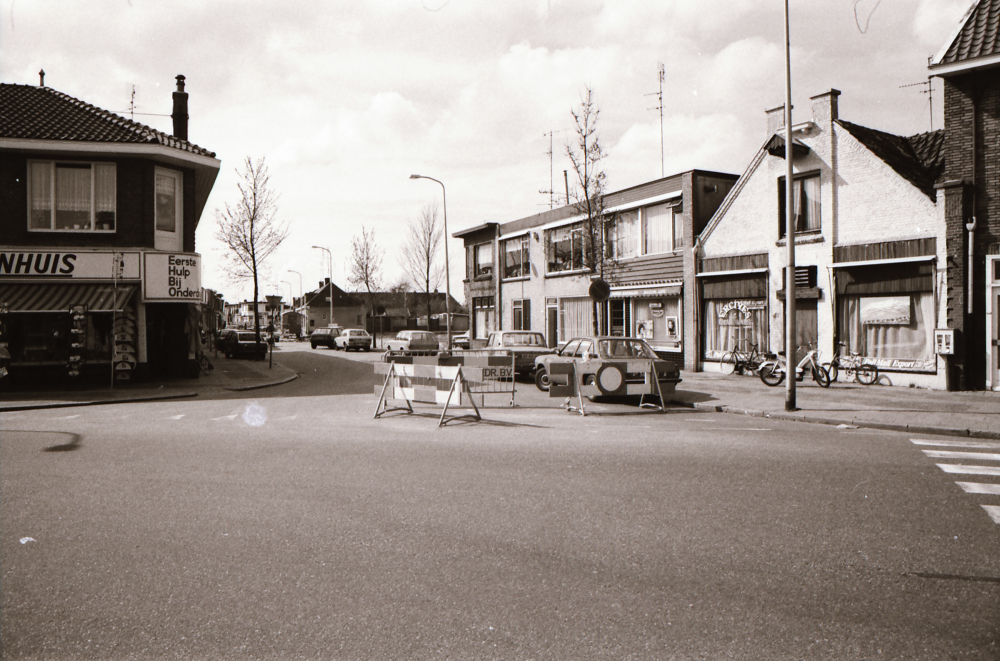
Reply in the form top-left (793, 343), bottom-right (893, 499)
top-left (28, 161), bottom-right (116, 232)
top-left (558, 296), bottom-right (593, 342)
top-left (702, 298), bottom-right (768, 361)
top-left (503, 235), bottom-right (529, 279)
top-left (610, 210), bottom-right (639, 259)
top-left (473, 296), bottom-right (494, 339)
top-left (474, 242), bottom-right (493, 277)
top-left (778, 173), bottom-right (821, 237)
top-left (547, 224), bottom-right (586, 273)
top-left (643, 203), bottom-right (677, 255)
top-left (155, 168), bottom-right (183, 251)
top-left (512, 299), bottom-right (531, 330)
top-left (608, 202), bottom-right (680, 259)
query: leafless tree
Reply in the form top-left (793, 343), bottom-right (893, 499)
top-left (215, 157), bottom-right (289, 345)
top-left (566, 86), bottom-right (611, 333)
top-left (348, 225), bottom-right (384, 338)
top-left (400, 203), bottom-right (444, 328)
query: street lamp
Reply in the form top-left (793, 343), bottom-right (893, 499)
top-left (280, 280), bottom-right (293, 334)
top-left (311, 246), bottom-right (333, 328)
top-left (287, 269), bottom-right (303, 334)
top-left (409, 174), bottom-right (452, 349)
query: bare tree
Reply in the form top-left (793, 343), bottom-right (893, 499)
top-left (566, 86), bottom-right (611, 334)
top-left (348, 225), bottom-right (384, 338)
top-left (400, 203), bottom-right (444, 329)
top-left (215, 157), bottom-right (289, 346)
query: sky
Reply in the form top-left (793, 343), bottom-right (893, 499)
top-left (1, 0), bottom-right (973, 305)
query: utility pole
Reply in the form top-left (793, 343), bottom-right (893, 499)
top-left (646, 63), bottom-right (666, 177)
top-left (783, 0), bottom-right (797, 412)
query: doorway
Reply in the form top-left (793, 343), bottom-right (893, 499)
top-left (783, 298), bottom-right (817, 364)
top-left (546, 305), bottom-right (558, 348)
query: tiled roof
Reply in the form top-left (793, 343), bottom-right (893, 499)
top-left (935, 0), bottom-right (1000, 66)
top-left (836, 120), bottom-right (944, 200)
top-left (0, 83), bottom-right (216, 158)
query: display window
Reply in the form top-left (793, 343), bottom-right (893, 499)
top-left (703, 298), bottom-right (768, 361)
top-left (837, 292), bottom-right (936, 372)
top-left (634, 297), bottom-right (682, 352)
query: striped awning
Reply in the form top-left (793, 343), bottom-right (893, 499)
top-left (0, 283), bottom-right (136, 312)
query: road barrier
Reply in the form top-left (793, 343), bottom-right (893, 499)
top-left (547, 359), bottom-right (669, 416)
top-left (373, 361), bottom-right (485, 426)
top-left (381, 351), bottom-right (517, 407)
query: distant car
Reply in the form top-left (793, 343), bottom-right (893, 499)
top-left (384, 330), bottom-right (439, 354)
top-left (335, 329), bottom-right (373, 351)
top-left (310, 327), bottom-right (342, 349)
top-left (485, 330), bottom-right (555, 376)
top-left (533, 336), bottom-right (681, 398)
top-left (224, 331), bottom-right (268, 360)
top-left (451, 331), bottom-right (471, 350)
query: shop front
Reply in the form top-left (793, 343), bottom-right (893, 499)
top-left (699, 271), bottom-right (770, 366)
top-left (608, 282), bottom-right (683, 361)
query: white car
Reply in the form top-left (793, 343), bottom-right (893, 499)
top-left (384, 330), bottom-right (440, 354)
top-left (334, 328), bottom-right (373, 351)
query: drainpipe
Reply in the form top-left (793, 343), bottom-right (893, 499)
top-left (967, 89), bottom-right (978, 316)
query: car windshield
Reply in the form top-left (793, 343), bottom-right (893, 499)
top-left (503, 333), bottom-right (545, 347)
top-left (598, 339), bottom-right (658, 359)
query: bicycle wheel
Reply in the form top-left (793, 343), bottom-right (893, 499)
top-left (759, 362), bottom-right (784, 386)
top-left (720, 352), bottom-right (738, 375)
top-left (823, 361), bottom-right (839, 383)
top-left (855, 364), bottom-right (878, 386)
top-left (812, 364), bottom-right (831, 388)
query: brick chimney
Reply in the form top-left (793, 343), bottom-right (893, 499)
top-left (766, 103), bottom-right (788, 136)
top-left (810, 89), bottom-right (841, 126)
top-left (171, 75), bottom-right (189, 140)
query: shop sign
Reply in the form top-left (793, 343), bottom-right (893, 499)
top-left (0, 251), bottom-right (140, 280)
top-left (649, 303), bottom-right (664, 318)
top-left (143, 253), bottom-right (201, 302)
top-left (717, 299), bottom-right (765, 319)
top-left (864, 357), bottom-right (936, 372)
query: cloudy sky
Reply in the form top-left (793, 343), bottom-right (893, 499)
top-left (2, 0), bottom-right (971, 304)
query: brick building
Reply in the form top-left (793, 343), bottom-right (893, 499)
top-left (929, 0), bottom-right (1000, 390)
top-left (0, 75), bottom-right (220, 382)
top-left (697, 90), bottom-right (948, 388)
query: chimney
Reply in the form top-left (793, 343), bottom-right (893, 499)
top-left (38, 69), bottom-right (45, 87)
top-left (765, 103), bottom-right (788, 136)
top-left (325, 278), bottom-right (331, 285)
top-left (171, 75), bottom-right (189, 140)
top-left (810, 89), bottom-right (841, 126)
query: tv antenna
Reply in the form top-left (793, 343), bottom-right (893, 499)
top-left (539, 129), bottom-right (568, 209)
top-left (900, 79), bottom-right (934, 131)
top-left (645, 63), bottom-right (666, 177)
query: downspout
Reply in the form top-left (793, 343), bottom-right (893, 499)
top-left (966, 90), bottom-right (978, 316)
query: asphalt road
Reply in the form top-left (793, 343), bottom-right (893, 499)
top-left (2, 349), bottom-right (998, 659)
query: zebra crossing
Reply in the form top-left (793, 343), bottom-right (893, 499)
top-left (912, 439), bottom-right (1000, 525)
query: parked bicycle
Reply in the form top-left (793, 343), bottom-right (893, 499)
top-left (720, 343), bottom-right (765, 376)
top-left (197, 350), bottom-right (214, 375)
top-left (822, 342), bottom-right (878, 385)
top-left (758, 342), bottom-right (831, 388)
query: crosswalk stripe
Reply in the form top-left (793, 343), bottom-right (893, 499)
top-left (911, 439), bottom-right (1000, 449)
top-left (923, 450), bottom-right (1000, 461)
top-left (956, 482), bottom-right (1000, 495)
top-left (983, 506), bottom-right (1000, 524)
top-left (166, 414), bottom-right (185, 420)
top-left (936, 464), bottom-right (1000, 476)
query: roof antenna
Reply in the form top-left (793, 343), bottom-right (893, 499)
top-left (900, 79), bottom-right (933, 131)
top-left (38, 69), bottom-right (45, 87)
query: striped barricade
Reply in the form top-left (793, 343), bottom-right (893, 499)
top-left (383, 351), bottom-right (517, 406)
top-left (547, 359), bottom-right (669, 416)
top-left (374, 361), bottom-right (487, 426)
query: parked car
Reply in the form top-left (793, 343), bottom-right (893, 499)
top-left (310, 327), bottom-right (342, 349)
top-left (384, 330), bottom-right (440, 354)
top-left (335, 328), bottom-right (373, 351)
top-left (223, 331), bottom-right (268, 360)
top-left (451, 331), bottom-right (471, 350)
top-left (533, 336), bottom-right (681, 398)
top-left (485, 330), bottom-right (555, 377)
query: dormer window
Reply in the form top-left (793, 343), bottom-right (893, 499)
top-left (28, 160), bottom-right (116, 232)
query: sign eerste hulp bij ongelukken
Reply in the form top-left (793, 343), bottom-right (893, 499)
top-left (142, 253), bottom-right (201, 302)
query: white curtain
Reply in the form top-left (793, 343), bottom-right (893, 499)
top-left (55, 165), bottom-right (92, 229)
top-left (644, 203), bottom-right (673, 254)
top-left (839, 292), bottom-right (934, 363)
top-left (613, 210), bottom-right (639, 259)
top-left (702, 299), bottom-right (768, 360)
top-left (793, 176), bottom-right (821, 232)
top-left (30, 162), bottom-right (52, 229)
top-left (559, 297), bottom-right (593, 342)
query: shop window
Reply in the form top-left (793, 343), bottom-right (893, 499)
top-left (512, 299), bottom-right (531, 330)
top-left (28, 161), bottom-right (116, 232)
top-left (474, 242), bottom-right (493, 277)
top-left (503, 235), bottom-right (529, 279)
top-left (778, 172), bottom-right (820, 237)
top-left (837, 293), bottom-right (935, 371)
top-left (635, 297), bottom-right (681, 350)
top-left (547, 224), bottom-right (586, 273)
top-left (702, 299), bottom-right (768, 361)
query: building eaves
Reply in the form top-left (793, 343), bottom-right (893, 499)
top-left (930, 0), bottom-right (1000, 71)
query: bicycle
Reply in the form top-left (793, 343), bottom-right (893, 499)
top-left (720, 343), bottom-right (765, 376)
top-left (822, 342), bottom-right (878, 385)
top-left (758, 342), bottom-right (831, 388)
top-left (197, 350), bottom-right (214, 375)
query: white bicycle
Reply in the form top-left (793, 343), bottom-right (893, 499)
top-left (758, 343), bottom-right (831, 388)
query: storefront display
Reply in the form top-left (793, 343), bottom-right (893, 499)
top-left (703, 298), bottom-right (768, 361)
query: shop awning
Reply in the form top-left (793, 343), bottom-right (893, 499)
top-left (610, 283), bottom-right (682, 299)
top-left (0, 283), bottom-right (136, 313)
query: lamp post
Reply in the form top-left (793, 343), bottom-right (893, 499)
top-left (409, 174), bottom-right (452, 349)
top-left (281, 280), bottom-right (294, 335)
top-left (287, 269), bottom-right (303, 335)
top-left (783, 0), bottom-right (797, 411)
top-left (311, 246), bottom-right (333, 328)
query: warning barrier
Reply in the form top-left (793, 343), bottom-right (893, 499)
top-left (381, 351), bottom-right (517, 406)
top-left (547, 359), bottom-right (671, 416)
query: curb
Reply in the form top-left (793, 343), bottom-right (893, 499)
top-left (671, 399), bottom-right (1000, 440)
top-left (0, 392), bottom-right (198, 413)
top-left (224, 374), bottom-right (299, 392)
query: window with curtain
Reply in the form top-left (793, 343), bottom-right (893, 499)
top-left (474, 242), bottom-right (493, 276)
top-left (702, 299), bottom-right (768, 361)
top-left (778, 172), bottom-right (821, 237)
top-left (837, 292), bottom-right (935, 370)
top-left (473, 297), bottom-right (494, 339)
top-left (547, 224), bottom-right (586, 273)
top-left (559, 296), bottom-right (593, 341)
top-left (610, 210), bottom-right (639, 259)
top-left (28, 161), bottom-right (116, 231)
top-left (644, 203), bottom-right (674, 254)
top-left (503, 236), bottom-right (529, 279)
top-left (156, 172), bottom-right (178, 232)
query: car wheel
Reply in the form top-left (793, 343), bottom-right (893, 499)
top-left (584, 374), bottom-right (599, 402)
top-left (535, 368), bottom-right (550, 392)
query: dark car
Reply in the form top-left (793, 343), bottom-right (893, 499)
top-left (310, 327), bottom-right (342, 349)
top-left (533, 336), bottom-right (681, 398)
top-left (485, 331), bottom-right (555, 376)
top-left (224, 331), bottom-right (268, 360)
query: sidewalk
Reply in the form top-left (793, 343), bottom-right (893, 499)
top-left (668, 370), bottom-right (1000, 440)
top-left (0, 349), bottom-right (298, 412)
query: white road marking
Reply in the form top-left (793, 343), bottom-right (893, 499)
top-left (982, 506), bottom-right (1000, 524)
top-left (923, 450), bottom-right (1000, 461)
top-left (936, 464), bottom-right (1000, 476)
top-left (55, 415), bottom-right (80, 419)
top-left (955, 482), bottom-right (1000, 495)
top-left (911, 439), bottom-right (1000, 449)
top-left (166, 414), bottom-right (185, 420)
top-left (211, 414), bottom-right (239, 421)
top-left (701, 428), bottom-right (772, 431)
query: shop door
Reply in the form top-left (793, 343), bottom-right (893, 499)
top-left (992, 288), bottom-right (1000, 391)
top-left (547, 306), bottom-right (558, 348)
top-left (784, 299), bottom-right (817, 364)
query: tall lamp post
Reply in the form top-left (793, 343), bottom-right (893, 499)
top-left (311, 246), bottom-right (333, 328)
top-left (281, 280), bottom-right (294, 335)
top-left (783, 0), bottom-right (797, 411)
top-left (287, 269), bottom-right (303, 335)
top-left (409, 174), bottom-right (452, 349)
